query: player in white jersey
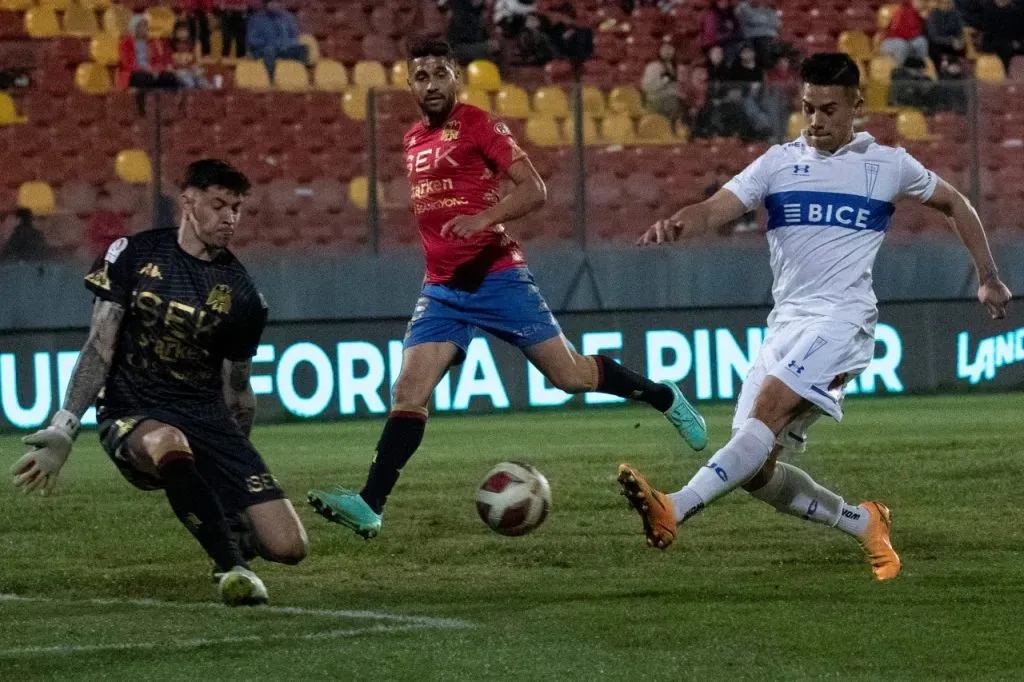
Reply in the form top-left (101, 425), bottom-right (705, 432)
top-left (617, 53), bottom-right (1011, 580)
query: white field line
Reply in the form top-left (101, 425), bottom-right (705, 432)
top-left (0, 593), bottom-right (473, 657)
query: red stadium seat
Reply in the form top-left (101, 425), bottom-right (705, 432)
top-left (361, 34), bottom-right (400, 63)
top-left (303, 92), bottom-right (342, 125)
top-left (623, 172), bottom-right (662, 208)
top-left (185, 92), bottom-right (227, 126)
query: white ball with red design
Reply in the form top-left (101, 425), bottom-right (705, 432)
top-left (476, 461), bottom-right (551, 536)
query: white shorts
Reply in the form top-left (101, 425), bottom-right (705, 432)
top-left (732, 318), bottom-right (874, 452)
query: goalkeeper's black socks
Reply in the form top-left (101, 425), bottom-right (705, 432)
top-left (592, 355), bottom-right (674, 412)
top-left (159, 452), bottom-right (247, 572)
top-left (360, 411), bottom-right (427, 514)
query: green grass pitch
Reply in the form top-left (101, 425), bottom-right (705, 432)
top-left (2, 394), bottom-right (1023, 680)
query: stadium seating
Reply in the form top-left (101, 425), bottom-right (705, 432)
top-left (299, 34), bottom-right (320, 64)
top-left (975, 56), bottom-right (1006, 84)
top-left (526, 116), bottom-right (563, 147)
top-left (533, 87), bottom-right (569, 118)
top-left (74, 62), bottom-right (112, 94)
top-left (144, 6), bottom-right (175, 38)
top-left (607, 86), bottom-right (644, 117)
top-left (896, 110), bottom-right (937, 141)
top-left (102, 4), bottom-right (129, 36)
top-left (0, 92), bottom-right (27, 124)
top-left (562, 116), bottom-right (600, 145)
top-left (115, 149), bottom-right (152, 183)
top-left (467, 60), bottom-right (501, 92)
top-left (24, 6), bottom-right (59, 38)
top-left (353, 61), bottom-right (388, 89)
top-left (459, 88), bottom-right (491, 111)
top-left (495, 85), bottom-right (531, 119)
top-left (17, 181), bottom-right (56, 215)
top-left (390, 61), bottom-right (409, 89)
top-left (89, 33), bottom-right (118, 66)
top-left (63, 1), bottom-right (99, 37)
top-left (602, 114), bottom-right (636, 144)
top-left (236, 60), bottom-right (272, 90)
top-left (343, 88), bottom-right (368, 121)
top-left (274, 61), bottom-right (310, 92)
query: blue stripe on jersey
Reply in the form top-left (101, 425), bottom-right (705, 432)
top-left (765, 191), bottom-right (895, 232)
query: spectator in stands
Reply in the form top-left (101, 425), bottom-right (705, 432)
top-left (927, 0), bottom-right (967, 67)
top-left (183, 0), bottom-right (213, 58)
top-left (246, 0), bottom-right (308, 82)
top-left (86, 191), bottom-right (128, 259)
top-left (936, 52), bottom-right (969, 113)
top-left (701, 0), bottom-right (743, 59)
top-left (681, 66), bottom-right (708, 126)
top-left (731, 43), bottom-right (773, 139)
top-left (956, 0), bottom-right (985, 27)
top-left (694, 44), bottom-right (749, 138)
top-left (979, 0), bottom-right (1024, 71)
top-left (763, 51), bottom-right (800, 140)
top-left (889, 55), bottom-right (938, 112)
top-left (0, 208), bottom-right (49, 262)
top-left (514, 13), bottom-right (555, 66)
top-left (495, 0), bottom-right (536, 39)
top-left (172, 23), bottom-right (213, 89)
top-left (118, 14), bottom-right (178, 114)
top-left (880, 0), bottom-right (930, 66)
top-left (542, 2), bottom-right (594, 65)
top-left (735, 0), bottom-right (781, 67)
top-left (218, 0), bottom-right (250, 58)
top-left (642, 41), bottom-right (683, 126)
top-left (447, 0), bottom-right (498, 64)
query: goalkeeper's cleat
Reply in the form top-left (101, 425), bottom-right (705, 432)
top-left (307, 486), bottom-right (382, 539)
top-left (617, 464), bottom-right (677, 550)
top-left (857, 501), bottom-right (901, 581)
top-left (218, 566), bottom-right (268, 606)
top-left (660, 380), bottom-right (708, 451)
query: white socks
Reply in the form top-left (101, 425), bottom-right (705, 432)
top-left (748, 461), bottom-right (869, 537)
top-left (668, 418), bottom-right (776, 524)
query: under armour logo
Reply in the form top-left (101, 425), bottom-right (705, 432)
top-left (787, 360), bottom-right (805, 375)
top-left (793, 164), bottom-right (810, 175)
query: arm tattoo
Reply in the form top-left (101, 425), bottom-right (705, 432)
top-left (63, 300), bottom-right (124, 418)
top-left (224, 360), bottom-right (256, 437)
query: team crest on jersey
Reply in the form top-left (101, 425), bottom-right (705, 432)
top-left (441, 120), bottom-right (461, 142)
top-left (864, 162), bottom-right (880, 200)
top-left (205, 284), bottom-right (232, 313)
top-left (84, 263), bottom-right (111, 291)
top-left (104, 237), bottom-right (128, 263)
top-left (494, 121), bottom-right (511, 136)
top-left (138, 262), bottom-right (163, 279)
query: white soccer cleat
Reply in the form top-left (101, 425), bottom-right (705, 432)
top-left (217, 566), bottom-right (268, 606)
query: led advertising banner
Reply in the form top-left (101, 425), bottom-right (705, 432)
top-left (0, 301), bottom-right (1020, 432)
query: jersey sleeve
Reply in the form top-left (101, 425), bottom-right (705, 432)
top-left (722, 150), bottom-right (775, 210)
top-left (897, 150), bottom-right (939, 202)
top-left (224, 288), bottom-right (268, 361)
top-left (475, 115), bottom-right (527, 175)
top-left (83, 236), bottom-right (135, 306)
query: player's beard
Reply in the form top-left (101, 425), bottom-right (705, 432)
top-left (421, 93), bottom-right (454, 125)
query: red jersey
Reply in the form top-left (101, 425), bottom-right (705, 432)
top-left (404, 103), bottom-right (528, 285)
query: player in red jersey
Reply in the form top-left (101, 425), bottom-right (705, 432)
top-left (307, 39), bottom-right (708, 539)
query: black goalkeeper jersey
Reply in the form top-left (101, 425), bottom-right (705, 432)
top-left (84, 229), bottom-right (268, 424)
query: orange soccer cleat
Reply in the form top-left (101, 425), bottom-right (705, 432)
top-left (858, 501), bottom-right (901, 581)
top-left (617, 464), bottom-right (677, 550)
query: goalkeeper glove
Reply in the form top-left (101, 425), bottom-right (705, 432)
top-left (10, 410), bottom-right (80, 496)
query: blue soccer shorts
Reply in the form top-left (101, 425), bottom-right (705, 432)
top-left (404, 266), bottom-right (563, 361)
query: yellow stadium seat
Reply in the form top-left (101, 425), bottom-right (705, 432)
top-left (343, 87), bottom-right (367, 121)
top-left (390, 61), bottom-right (409, 89)
top-left (115, 149), bottom-right (152, 183)
top-left (90, 33), bottom-right (119, 66)
top-left (458, 88), bottom-right (491, 111)
top-left (39, 0), bottom-right (71, 11)
top-left (869, 56), bottom-right (897, 84)
top-left (299, 34), bottom-right (320, 65)
top-left (24, 6), bottom-right (61, 38)
top-left (63, 0), bottom-right (100, 37)
top-left (787, 112), bottom-right (803, 139)
top-left (274, 60), bottom-right (309, 91)
top-left (81, 0), bottom-right (112, 9)
top-left (896, 110), bottom-right (935, 140)
top-left (636, 114), bottom-right (675, 144)
top-left (837, 31), bottom-right (872, 62)
top-left (877, 4), bottom-right (896, 31)
top-left (0, 92), bottom-right (27, 125)
top-left (144, 6), bottom-right (175, 38)
top-left (102, 5), bottom-right (131, 36)
top-left (313, 60), bottom-right (348, 92)
top-left (580, 85), bottom-right (606, 117)
top-left (74, 62), bottom-right (112, 94)
top-left (525, 116), bottom-right (562, 147)
top-left (235, 59), bottom-right (271, 90)
top-left (348, 177), bottom-right (383, 210)
top-left (562, 116), bottom-right (600, 145)
top-left (608, 86), bottom-right (644, 116)
top-left (975, 55), bottom-right (1006, 83)
top-left (533, 87), bottom-right (569, 118)
top-left (353, 61), bottom-right (388, 89)
top-left (495, 84), bottom-right (531, 118)
top-left (601, 114), bottom-right (635, 144)
top-left (864, 81), bottom-right (893, 112)
top-left (0, 0), bottom-right (34, 10)
top-left (17, 182), bottom-right (56, 216)
top-left (964, 27), bottom-right (979, 60)
top-left (466, 60), bottom-right (501, 91)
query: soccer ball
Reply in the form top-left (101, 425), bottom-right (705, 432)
top-left (475, 461), bottom-right (551, 536)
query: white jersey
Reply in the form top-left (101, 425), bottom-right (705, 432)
top-left (723, 132), bottom-right (938, 332)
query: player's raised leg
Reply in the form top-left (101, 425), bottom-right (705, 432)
top-left (308, 340), bottom-right (459, 538)
top-left (522, 334), bottom-right (708, 451)
top-left (122, 421), bottom-right (267, 605)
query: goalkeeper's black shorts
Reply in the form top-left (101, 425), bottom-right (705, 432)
top-left (98, 408), bottom-right (286, 517)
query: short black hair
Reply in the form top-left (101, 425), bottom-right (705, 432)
top-left (408, 37), bottom-right (453, 61)
top-left (182, 159), bottom-right (251, 195)
top-left (800, 53), bottom-right (860, 88)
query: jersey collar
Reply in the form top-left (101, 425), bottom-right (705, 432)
top-left (798, 131), bottom-right (875, 158)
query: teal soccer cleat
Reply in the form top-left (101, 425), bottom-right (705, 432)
top-left (660, 380), bottom-right (708, 451)
top-left (307, 486), bottom-right (383, 539)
